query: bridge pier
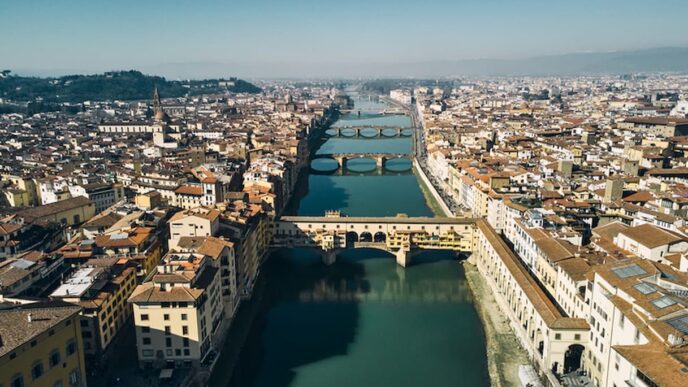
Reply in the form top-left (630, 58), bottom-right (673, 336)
top-left (376, 156), bottom-right (386, 169)
top-left (334, 156), bottom-right (347, 169)
top-left (395, 249), bottom-right (410, 267)
top-left (322, 249), bottom-right (337, 265)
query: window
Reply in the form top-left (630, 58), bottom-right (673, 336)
top-left (140, 314), bottom-right (149, 321)
top-left (181, 313), bottom-right (188, 320)
top-left (49, 350), bottom-right (61, 367)
top-left (183, 338), bottom-right (189, 347)
top-left (142, 326), bottom-right (150, 333)
top-left (69, 369), bottom-right (80, 387)
top-left (184, 349), bottom-right (190, 356)
top-left (165, 326), bottom-right (171, 335)
top-left (182, 326), bottom-right (189, 335)
top-left (11, 374), bottom-right (24, 387)
top-left (164, 314), bottom-right (170, 321)
top-left (142, 337), bottom-right (151, 345)
top-left (166, 338), bottom-right (172, 347)
top-left (31, 361), bottom-right (44, 380)
top-left (175, 349), bottom-right (181, 356)
top-left (66, 340), bottom-right (76, 356)
top-left (555, 333), bottom-right (561, 340)
top-left (574, 334), bottom-right (581, 341)
top-left (142, 350), bottom-right (154, 357)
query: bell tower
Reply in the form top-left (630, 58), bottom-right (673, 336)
top-left (153, 86), bottom-right (162, 112)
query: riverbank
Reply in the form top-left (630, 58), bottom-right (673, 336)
top-left (413, 164), bottom-right (447, 217)
top-left (464, 263), bottom-right (529, 387)
top-left (412, 159), bottom-right (452, 216)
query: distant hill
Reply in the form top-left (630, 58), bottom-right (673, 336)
top-left (404, 47), bottom-right (688, 77)
top-left (0, 70), bottom-right (261, 103)
top-left (133, 47), bottom-right (688, 78)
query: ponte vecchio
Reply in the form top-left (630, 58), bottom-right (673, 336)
top-left (272, 212), bottom-right (476, 267)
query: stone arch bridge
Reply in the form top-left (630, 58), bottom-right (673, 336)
top-left (339, 108), bottom-right (406, 115)
top-left (329, 125), bottom-right (413, 138)
top-left (315, 153), bottom-right (410, 170)
top-left (272, 214), bottom-right (477, 267)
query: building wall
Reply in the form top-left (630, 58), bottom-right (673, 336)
top-left (0, 312), bottom-right (87, 387)
top-left (169, 216), bottom-right (216, 249)
top-left (583, 274), bottom-right (648, 387)
top-left (474, 220), bottom-right (588, 381)
top-left (84, 267), bottom-right (137, 357)
top-left (131, 269), bottom-right (223, 368)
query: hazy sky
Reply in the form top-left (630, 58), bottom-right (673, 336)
top-left (2, 0), bottom-right (688, 77)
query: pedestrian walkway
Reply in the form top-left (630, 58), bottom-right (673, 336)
top-left (561, 371), bottom-right (594, 387)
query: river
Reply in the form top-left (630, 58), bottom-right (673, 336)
top-left (209, 93), bottom-right (490, 387)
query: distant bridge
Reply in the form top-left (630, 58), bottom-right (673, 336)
top-left (340, 108), bottom-right (406, 115)
top-left (327, 125), bottom-right (414, 138)
top-left (314, 152), bottom-right (410, 170)
top-left (272, 214), bottom-right (476, 267)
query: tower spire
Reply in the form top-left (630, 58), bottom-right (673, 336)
top-left (153, 86), bottom-right (161, 111)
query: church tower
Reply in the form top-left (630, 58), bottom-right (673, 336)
top-left (153, 86), bottom-right (162, 112)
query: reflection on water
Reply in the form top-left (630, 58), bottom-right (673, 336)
top-left (298, 274), bottom-right (475, 304)
top-left (211, 248), bottom-right (489, 387)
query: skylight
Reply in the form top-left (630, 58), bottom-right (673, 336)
top-left (633, 282), bottom-right (656, 295)
top-left (666, 314), bottom-right (688, 335)
top-left (651, 296), bottom-right (677, 309)
top-left (612, 264), bottom-right (646, 279)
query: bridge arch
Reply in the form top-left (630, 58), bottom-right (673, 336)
top-left (310, 157), bottom-right (340, 173)
top-left (373, 232), bottom-right (386, 243)
top-left (359, 127), bottom-right (379, 138)
top-left (382, 157), bottom-right (412, 172)
top-left (359, 232), bottom-right (373, 243)
top-left (346, 231), bottom-right (359, 246)
top-left (339, 128), bottom-right (356, 137)
top-left (380, 128), bottom-right (399, 137)
top-left (344, 157), bottom-right (377, 173)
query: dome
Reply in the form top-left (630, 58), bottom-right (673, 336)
top-left (154, 109), bottom-right (170, 123)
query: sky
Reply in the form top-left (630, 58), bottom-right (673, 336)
top-left (2, 0), bottom-right (688, 78)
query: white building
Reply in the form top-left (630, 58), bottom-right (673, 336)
top-left (614, 224), bottom-right (688, 263)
